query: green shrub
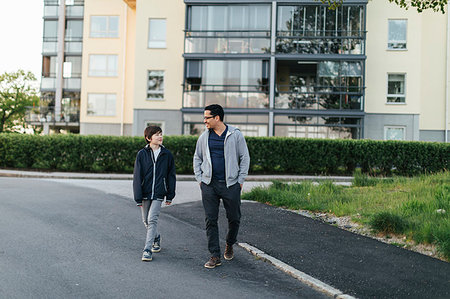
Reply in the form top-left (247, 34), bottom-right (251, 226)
top-left (0, 134), bottom-right (448, 175)
top-left (370, 212), bottom-right (408, 234)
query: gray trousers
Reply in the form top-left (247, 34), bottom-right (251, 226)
top-left (201, 180), bottom-right (241, 257)
top-left (141, 199), bottom-right (162, 251)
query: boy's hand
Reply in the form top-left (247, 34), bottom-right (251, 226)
top-left (165, 201), bottom-right (172, 206)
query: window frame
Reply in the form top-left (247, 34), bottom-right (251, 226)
top-left (147, 70), bottom-right (165, 100)
top-left (90, 15), bottom-right (120, 38)
top-left (148, 19), bottom-right (167, 48)
top-left (384, 126), bottom-right (406, 141)
top-left (387, 19), bottom-right (407, 51)
top-left (386, 73), bottom-right (406, 104)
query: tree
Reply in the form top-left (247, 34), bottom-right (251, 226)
top-left (0, 70), bottom-right (39, 133)
top-left (319, 0), bottom-right (448, 13)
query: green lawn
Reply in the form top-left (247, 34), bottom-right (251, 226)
top-left (242, 171), bottom-right (450, 260)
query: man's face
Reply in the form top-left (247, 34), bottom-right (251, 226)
top-left (203, 110), bottom-right (219, 129)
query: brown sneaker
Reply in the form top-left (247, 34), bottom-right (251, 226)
top-left (224, 243), bottom-right (234, 261)
top-left (204, 256), bottom-right (222, 269)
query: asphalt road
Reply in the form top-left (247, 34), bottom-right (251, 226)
top-left (0, 177), bottom-right (326, 299)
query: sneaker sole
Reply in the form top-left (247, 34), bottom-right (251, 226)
top-left (142, 258), bottom-right (153, 262)
top-left (224, 255), bottom-right (233, 261)
top-left (204, 262), bottom-right (222, 269)
top-left (151, 248), bottom-right (161, 253)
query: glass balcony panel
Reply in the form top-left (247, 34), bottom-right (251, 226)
top-left (184, 123), bottom-right (205, 136)
top-left (65, 42), bottom-right (82, 53)
top-left (63, 78), bottom-right (81, 89)
top-left (249, 38), bottom-right (270, 53)
top-left (227, 93), bottom-right (247, 108)
top-left (41, 77), bottom-right (56, 89)
top-left (43, 42), bottom-right (58, 53)
top-left (184, 92), bottom-right (204, 107)
top-left (204, 92), bottom-right (226, 107)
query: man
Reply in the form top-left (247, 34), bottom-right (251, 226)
top-left (193, 104), bottom-right (250, 269)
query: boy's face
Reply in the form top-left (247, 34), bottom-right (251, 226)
top-left (148, 131), bottom-right (163, 145)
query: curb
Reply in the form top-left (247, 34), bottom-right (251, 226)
top-left (0, 169), bottom-right (354, 182)
top-left (238, 242), bottom-right (356, 299)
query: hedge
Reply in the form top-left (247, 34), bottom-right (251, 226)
top-left (0, 133), bottom-right (448, 176)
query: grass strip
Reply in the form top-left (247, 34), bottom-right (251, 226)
top-left (242, 171), bottom-right (450, 260)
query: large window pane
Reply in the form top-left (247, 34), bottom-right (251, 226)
top-left (87, 94), bottom-right (116, 116)
top-left (66, 20), bottom-right (83, 40)
top-left (190, 5), bottom-right (270, 31)
top-left (44, 20), bottom-right (58, 39)
top-left (88, 55), bottom-right (118, 77)
top-left (387, 74), bottom-right (405, 103)
top-left (147, 70), bottom-right (164, 100)
top-left (91, 16), bottom-right (119, 38)
top-left (388, 19), bottom-right (407, 49)
top-left (148, 19), bottom-right (166, 48)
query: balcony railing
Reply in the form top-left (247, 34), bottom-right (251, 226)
top-left (276, 30), bottom-right (365, 55)
top-left (275, 84), bottom-right (363, 110)
top-left (25, 106), bottom-right (80, 124)
top-left (185, 30), bottom-right (270, 54)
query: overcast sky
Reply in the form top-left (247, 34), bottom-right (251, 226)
top-left (0, 0), bottom-right (43, 81)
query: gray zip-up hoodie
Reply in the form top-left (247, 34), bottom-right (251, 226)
top-left (193, 125), bottom-right (250, 188)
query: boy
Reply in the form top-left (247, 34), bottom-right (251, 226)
top-left (133, 126), bottom-right (176, 261)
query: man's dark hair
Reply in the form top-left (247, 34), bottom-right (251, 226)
top-left (144, 125), bottom-right (162, 144)
top-left (205, 104), bottom-right (224, 122)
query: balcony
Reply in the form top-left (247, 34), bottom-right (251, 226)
top-left (276, 30), bottom-right (365, 55)
top-left (63, 78), bottom-right (81, 90)
top-left (275, 84), bottom-right (363, 111)
top-left (184, 84), bottom-right (269, 109)
top-left (185, 30), bottom-right (270, 54)
top-left (25, 106), bottom-right (80, 125)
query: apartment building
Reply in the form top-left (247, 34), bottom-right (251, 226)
top-left (33, 0), bottom-right (449, 142)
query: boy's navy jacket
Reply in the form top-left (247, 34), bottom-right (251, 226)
top-left (133, 145), bottom-right (176, 204)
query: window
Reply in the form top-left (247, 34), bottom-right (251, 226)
top-left (387, 74), bottom-right (406, 103)
top-left (190, 5), bottom-right (270, 31)
top-left (148, 19), bottom-right (166, 48)
top-left (388, 19), bottom-right (407, 50)
top-left (90, 16), bottom-right (119, 38)
top-left (65, 20), bottom-right (83, 40)
top-left (144, 121), bottom-right (165, 133)
top-left (147, 71), bottom-right (164, 99)
top-left (87, 93), bottom-right (116, 116)
top-left (385, 126), bottom-right (405, 140)
top-left (88, 55), bottom-right (118, 77)
top-left (44, 20), bottom-right (58, 39)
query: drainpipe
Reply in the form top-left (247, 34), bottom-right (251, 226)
top-left (120, 3), bottom-right (128, 136)
top-left (446, 4), bottom-right (449, 142)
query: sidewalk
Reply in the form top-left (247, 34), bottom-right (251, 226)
top-left (0, 168), bottom-right (353, 182)
top-left (164, 200), bottom-right (450, 299)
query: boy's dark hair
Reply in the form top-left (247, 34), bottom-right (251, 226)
top-left (144, 125), bottom-right (162, 144)
top-left (204, 104), bottom-right (224, 122)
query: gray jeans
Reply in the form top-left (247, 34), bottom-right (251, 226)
top-left (141, 199), bottom-right (163, 251)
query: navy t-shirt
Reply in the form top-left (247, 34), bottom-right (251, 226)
top-left (208, 126), bottom-right (228, 181)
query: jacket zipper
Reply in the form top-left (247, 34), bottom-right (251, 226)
top-left (150, 150), bottom-right (156, 200)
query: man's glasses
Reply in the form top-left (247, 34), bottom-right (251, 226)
top-left (203, 116), bottom-right (214, 120)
